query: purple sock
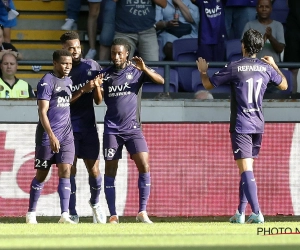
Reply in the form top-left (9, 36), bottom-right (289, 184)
top-left (241, 171), bottom-right (260, 214)
top-left (104, 175), bottom-right (116, 216)
top-left (89, 175), bottom-right (102, 205)
top-left (58, 178), bottom-right (71, 214)
top-left (28, 177), bottom-right (44, 212)
top-left (138, 172), bottom-right (151, 212)
top-left (69, 175), bottom-right (77, 215)
top-left (238, 179), bottom-right (248, 214)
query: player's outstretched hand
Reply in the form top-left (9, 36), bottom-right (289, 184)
top-left (131, 56), bottom-right (146, 71)
top-left (196, 57), bottom-right (209, 74)
top-left (261, 56), bottom-right (275, 67)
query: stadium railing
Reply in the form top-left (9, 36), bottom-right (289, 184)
top-left (18, 61), bottom-right (300, 94)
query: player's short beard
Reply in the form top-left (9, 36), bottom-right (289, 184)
top-left (115, 61), bottom-right (126, 69)
top-left (72, 54), bottom-right (82, 66)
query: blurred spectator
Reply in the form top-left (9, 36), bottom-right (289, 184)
top-left (283, 0), bottom-right (300, 94)
top-left (242, 0), bottom-right (285, 63)
top-left (155, 0), bottom-right (199, 61)
top-left (0, 53), bottom-right (35, 98)
top-left (0, 0), bottom-right (18, 43)
top-left (61, 0), bottom-right (101, 60)
top-left (225, 0), bottom-right (257, 40)
top-left (98, 0), bottom-right (116, 61)
top-left (194, 90), bottom-right (213, 100)
top-left (114, 0), bottom-right (167, 61)
top-left (191, 0), bottom-right (227, 61)
top-left (0, 24), bottom-right (22, 66)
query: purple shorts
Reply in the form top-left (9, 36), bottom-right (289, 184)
top-left (103, 131), bottom-right (148, 160)
top-left (34, 142), bottom-right (75, 169)
top-left (74, 131), bottom-right (100, 160)
top-left (230, 132), bottom-right (262, 160)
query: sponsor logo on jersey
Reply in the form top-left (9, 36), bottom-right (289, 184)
top-left (108, 82), bottom-right (131, 97)
top-left (41, 83), bottom-right (48, 86)
top-left (57, 96), bottom-right (70, 107)
top-left (205, 5), bottom-right (222, 18)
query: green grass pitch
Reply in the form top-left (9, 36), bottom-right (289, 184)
top-left (1, 217), bottom-right (300, 250)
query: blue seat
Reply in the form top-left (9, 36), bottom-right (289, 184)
top-left (271, 0), bottom-right (289, 25)
top-left (191, 68), bottom-right (231, 94)
top-left (172, 38), bottom-right (198, 92)
top-left (226, 39), bottom-right (242, 62)
top-left (142, 67), bottom-right (179, 92)
top-left (280, 69), bottom-right (293, 95)
top-left (157, 37), bottom-right (164, 61)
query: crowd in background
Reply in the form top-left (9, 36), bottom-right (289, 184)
top-left (0, 0), bottom-right (299, 97)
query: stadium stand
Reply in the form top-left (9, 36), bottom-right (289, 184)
top-left (172, 38), bottom-right (198, 92)
top-left (13, 0), bottom-right (88, 89)
top-left (142, 67), bottom-right (178, 93)
top-left (271, 0), bottom-right (289, 26)
top-left (225, 39), bottom-right (242, 62)
top-left (191, 68), bottom-right (231, 95)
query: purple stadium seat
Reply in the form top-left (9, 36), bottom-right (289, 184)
top-left (158, 38), bottom-right (164, 61)
top-left (172, 38), bottom-right (198, 92)
top-left (226, 39), bottom-right (242, 62)
top-left (271, 0), bottom-right (289, 25)
top-left (142, 67), bottom-right (179, 92)
top-left (280, 69), bottom-right (292, 95)
top-left (191, 68), bottom-right (231, 94)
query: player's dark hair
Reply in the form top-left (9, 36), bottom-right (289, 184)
top-left (53, 49), bottom-right (72, 62)
top-left (241, 29), bottom-right (264, 57)
top-left (60, 31), bottom-right (80, 44)
top-left (111, 38), bottom-right (131, 54)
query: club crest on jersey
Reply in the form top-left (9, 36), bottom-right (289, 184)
top-left (126, 73), bottom-right (133, 80)
top-left (87, 70), bottom-right (92, 76)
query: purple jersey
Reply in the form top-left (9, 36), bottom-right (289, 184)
top-left (35, 72), bottom-right (73, 146)
top-left (102, 65), bottom-right (150, 134)
top-left (210, 58), bottom-right (282, 134)
top-left (193, 0), bottom-right (226, 44)
top-left (69, 58), bottom-right (101, 132)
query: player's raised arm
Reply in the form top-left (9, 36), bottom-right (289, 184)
top-left (38, 100), bottom-right (60, 153)
top-left (196, 57), bottom-right (214, 90)
top-left (261, 55), bottom-right (288, 90)
top-left (132, 56), bottom-right (164, 85)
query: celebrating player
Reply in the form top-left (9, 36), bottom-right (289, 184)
top-left (26, 50), bottom-right (75, 224)
top-left (196, 28), bottom-right (288, 223)
top-left (60, 31), bottom-right (105, 224)
top-left (101, 38), bottom-right (164, 223)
